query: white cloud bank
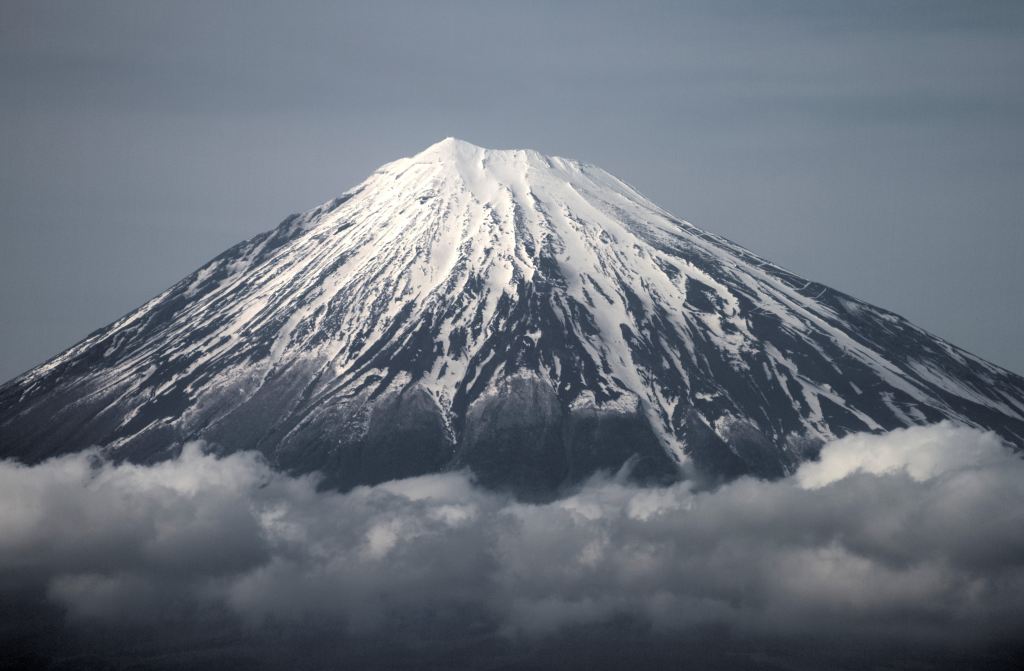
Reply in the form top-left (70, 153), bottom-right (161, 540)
top-left (2, 421), bottom-right (1023, 653)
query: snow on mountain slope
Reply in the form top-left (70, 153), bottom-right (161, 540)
top-left (2, 138), bottom-right (1023, 495)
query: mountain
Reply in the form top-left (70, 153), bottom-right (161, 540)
top-left (2, 138), bottom-right (1023, 496)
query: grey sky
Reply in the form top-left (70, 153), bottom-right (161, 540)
top-left (1, 0), bottom-right (1022, 381)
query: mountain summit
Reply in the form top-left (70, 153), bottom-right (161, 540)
top-left (3, 139), bottom-right (1023, 496)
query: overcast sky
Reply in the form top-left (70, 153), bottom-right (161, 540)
top-left (1, 0), bottom-right (1022, 380)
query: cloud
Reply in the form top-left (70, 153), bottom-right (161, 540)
top-left (796, 421), bottom-right (1012, 487)
top-left (1, 422), bottom-right (1023, 667)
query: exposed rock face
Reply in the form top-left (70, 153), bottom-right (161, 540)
top-left (2, 138), bottom-right (1023, 496)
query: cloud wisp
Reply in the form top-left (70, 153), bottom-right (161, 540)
top-left (2, 422), bottom-right (1023, 667)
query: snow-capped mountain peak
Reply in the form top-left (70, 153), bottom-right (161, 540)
top-left (2, 139), bottom-right (1023, 496)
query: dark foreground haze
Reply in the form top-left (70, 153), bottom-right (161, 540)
top-left (2, 423), bottom-right (1023, 670)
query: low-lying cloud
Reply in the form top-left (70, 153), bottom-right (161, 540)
top-left (2, 422), bottom-right (1023, 668)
